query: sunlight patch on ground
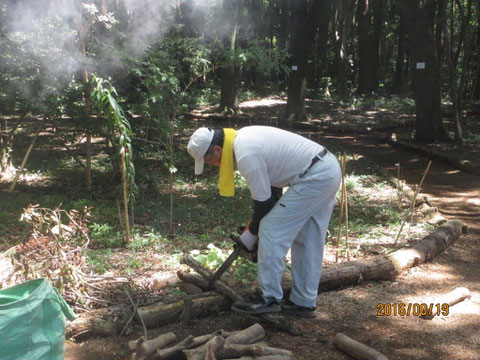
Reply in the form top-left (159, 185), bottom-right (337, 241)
top-left (0, 166), bottom-right (51, 185)
top-left (466, 198), bottom-right (480, 206)
top-left (239, 97), bottom-right (286, 109)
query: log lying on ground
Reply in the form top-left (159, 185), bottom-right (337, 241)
top-left (159, 324), bottom-right (293, 360)
top-left (128, 332), bottom-right (176, 360)
top-left (181, 255), bottom-right (242, 302)
top-left (177, 271), bottom-right (211, 291)
top-left (307, 219), bottom-right (465, 291)
top-left (224, 356), bottom-right (293, 360)
top-left (333, 333), bottom-right (388, 360)
top-left (184, 335), bottom-right (225, 360)
top-left (421, 287), bottom-right (471, 320)
top-left (66, 293), bottom-right (227, 339)
top-left (66, 220), bottom-right (464, 339)
top-left (157, 330), bottom-right (238, 360)
top-left (386, 136), bottom-right (480, 175)
top-left (224, 323), bottom-right (265, 345)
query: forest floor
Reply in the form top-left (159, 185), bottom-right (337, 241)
top-left (64, 98), bottom-right (480, 360)
top-left (1, 97), bottom-right (479, 359)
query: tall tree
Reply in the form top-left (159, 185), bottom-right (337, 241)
top-left (284, 0), bottom-right (327, 124)
top-left (333, 0), bottom-right (356, 97)
top-left (218, 0), bottom-right (243, 114)
top-left (309, 0), bottom-right (331, 93)
top-left (402, 0), bottom-right (449, 143)
top-left (393, 11), bottom-right (407, 94)
top-left (356, 0), bottom-right (384, 94)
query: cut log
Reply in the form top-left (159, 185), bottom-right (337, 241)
top-left (178, 282), bottom-right (205, 295)
top-left (177, 271), bottom-right (211, 291)
top-left (224, 356), bottom-right (293, 360)
top-left (181, 255), bottom-right (242, 302)
top-left (157, 330), bottom-right (239, 360)
top-left (129, 332), bottom-right (176, 360)
top-left (138, 294), bottom-right (227, 328)
top-left (421, 287), bottom-right (471, 320)
top-left (215, 344), bottom-right (264, 359)
top-left (183, 335), bottom-right (225, 360)
top-left (224, 323), bottom-right (265, 345)
top-left (66, 294), bottom-right (226, 339)
top-left (156, 335), bottom-right (194, 360)
top-left (65, 306), bottom-right (131, 340)
top-left (333, 333), bottom-right (388, 360)
top-left (215, 344), bottom-right (294, 359)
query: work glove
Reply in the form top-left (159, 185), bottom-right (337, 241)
top-left (239, 229), bottom-right (258, 252)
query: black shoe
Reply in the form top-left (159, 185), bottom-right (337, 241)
top-left (231, 292), bottom-right (281, 315)
top-left (281, 299), bottom-right (317, 318)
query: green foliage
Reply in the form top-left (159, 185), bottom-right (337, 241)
top-left (90, 75), bottom-right (137, 197)
top-left (86, 249), bottom-right (113, 274)
top-left (89, 222), bottom-right (123, 248)
top-left (233, 39), bottom-right (290, 77)
top-left (190, 244), bottom-right (228, 271)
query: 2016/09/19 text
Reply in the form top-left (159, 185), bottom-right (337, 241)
top-left (377, 303), bottom-right (449, 317)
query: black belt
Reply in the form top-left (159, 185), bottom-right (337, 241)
top-left (300, 148), bottom-right (328, 177)
top-left (308, 148), bottom-right (328, 169)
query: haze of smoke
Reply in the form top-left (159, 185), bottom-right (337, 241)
top-left (2, 1), bottom-right (87, 102)
top-left (122, 0), bottom-right (176, 55)
top-left (1, 0), bottom-right (246, 104)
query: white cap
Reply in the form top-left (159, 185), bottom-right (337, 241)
top-left (187, 127), bottom-right (214, 175)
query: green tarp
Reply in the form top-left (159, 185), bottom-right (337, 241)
top-left (0, 278), bottom-right (75, 360)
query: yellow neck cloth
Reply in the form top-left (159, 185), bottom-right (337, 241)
top-left (219, 128), bottom-right (237, 197)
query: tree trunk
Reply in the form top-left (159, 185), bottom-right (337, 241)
top-left (310, 0), bottom-right (331, 94)
top-left (334, 0), bottom-right (356, 98)
top-left (472, 0), bottom-right (480, 100)
top-left (218, 0), bottom-right (243, 114)
top-left (455, 0), bottom-right (473, 139)
top-left (402, 0), bottom-right (450, 143)
top-left (435, 0), bottom-right (447, 68)
top-left (284, 0), bottom-right (327, 125)
top-left (356, 0), bottom-right (383, 94)
top-left (65, 220), bottom-right (464, 340)
top-left (393, 12), bottom-right (407, 94)
top-left (0, 120), bottom-right (21, 172)
top-left (250, 0), bottom-right (266, 95)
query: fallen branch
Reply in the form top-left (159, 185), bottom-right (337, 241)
top-left (333, 333), bottom-right (388, 360)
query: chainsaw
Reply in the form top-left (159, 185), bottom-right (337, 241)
top-left (208, 233), bottom-right (254, 287)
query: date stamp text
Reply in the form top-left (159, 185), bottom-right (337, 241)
top-left (377, 303), bottom-right (450, 317)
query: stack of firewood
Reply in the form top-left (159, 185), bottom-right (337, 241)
top-left (129, 323), bottom-right (294, 360)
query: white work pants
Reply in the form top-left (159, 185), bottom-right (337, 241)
top-left (258, 152), bottom-right (341, 307)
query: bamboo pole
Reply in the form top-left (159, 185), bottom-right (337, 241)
top-left (394, 160), bottom-right (432, 245)
top-left (121, 150), bottom-right (131, 243)
top-left (343, 168), bottom-right (350, 261)
top-left (336, 153), bottom-right (346, 262)
top-left (8, 125), bottom-right (42, 192)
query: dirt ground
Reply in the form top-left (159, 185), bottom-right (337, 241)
top-left (65, 100), bottom-right (480, 360)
